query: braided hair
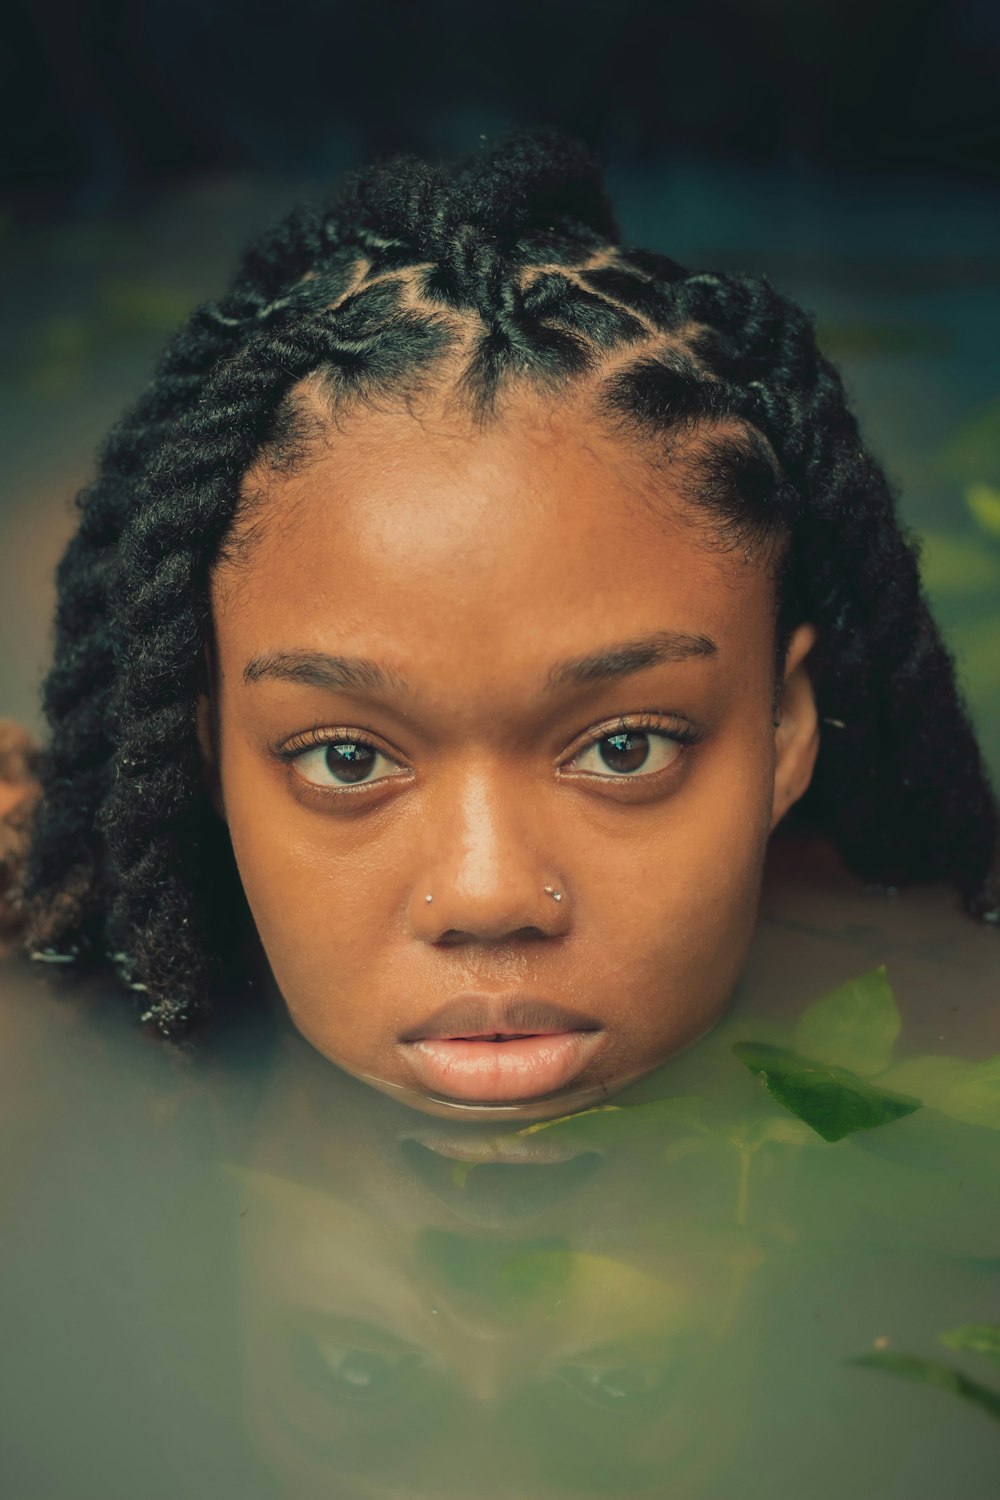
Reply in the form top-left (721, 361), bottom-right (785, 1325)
top-left (21, 127), bottom-right (999, 1036)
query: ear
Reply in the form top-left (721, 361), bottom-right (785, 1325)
top-left (195, 689), bottom-right (226, 821)
top-left (770, 622), bottom-right (820, 832)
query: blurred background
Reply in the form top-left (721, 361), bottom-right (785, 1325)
top-left (2, 0), bottom-right (999, 773)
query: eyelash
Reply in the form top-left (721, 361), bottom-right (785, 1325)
top-left (274, 712), bottom-right (702, 798)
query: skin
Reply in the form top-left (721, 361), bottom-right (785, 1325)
top-left (199, 386), bottom-right (819, 1122)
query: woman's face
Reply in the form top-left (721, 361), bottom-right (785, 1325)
top-left (203, 389), bottom-right (818, 1120)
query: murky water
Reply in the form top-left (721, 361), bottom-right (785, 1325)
top-left (2, 841), bottom-right (998, 1499)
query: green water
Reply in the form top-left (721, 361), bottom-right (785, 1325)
top-left (1, 844), bottom-right (998, 1498)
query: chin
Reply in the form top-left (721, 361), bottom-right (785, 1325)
top-left (320, 1049), bottom-right (664, 1125)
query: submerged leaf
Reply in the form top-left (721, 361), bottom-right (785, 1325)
top-left (793, 965), bottom-right (900, 1076)
top-left (450, 1159), bottom-right (474, 1189)
top-left (851, 1351), bottom-right (1000, 1424)
top-left (751, 1115), bottom-right (826, 1148)
top-left (940, 1324), bottom-right (1000, 1364)
top-left (496, 1250), bottom-right (683, 1330)
top-left (880, 1052), bottom-right (1000, 1131)
top-left (732, 1043), bottom-right (921, 1142)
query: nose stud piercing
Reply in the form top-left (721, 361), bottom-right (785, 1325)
top-left (423, 886), bottom-right (563, 904)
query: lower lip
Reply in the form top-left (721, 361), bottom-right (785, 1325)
top-left (400, 1030), bottom-right (604, 1103)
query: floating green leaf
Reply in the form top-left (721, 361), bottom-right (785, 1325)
top-left (732, 1043), bottom-right (921, 1142)
top-left (880, 1052), bottom-right (1000, 1131)
top-left (514, 1095), bottom-right (709, 1144)
top-left (515, 1104), bottom-right (624, 1138)
top-left (966, 482), bottom-right (1000, 540)
top-left (940, 1324), bottom-right (1000, 1364)
top-left (851, 1351), bottom-right (1000, 1424)
top-left (793, 965), bottom-right (900, 1076)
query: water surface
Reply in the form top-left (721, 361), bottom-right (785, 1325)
top-left (2, 841), bottom-right (997, 1499)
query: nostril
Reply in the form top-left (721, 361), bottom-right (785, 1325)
top-left (437, 926), bottom-right (549, 945)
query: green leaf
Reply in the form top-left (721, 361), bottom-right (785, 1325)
top-left (100, 278), bottom-right (196, 335)
top-left (495, 1250), bottom-right (680, 1326)
top-left (450, 1159), bottom-right (474, 1189)
top-left (940, 1325), bottom-right (1000, 1364)
top-left (916, 530), bottom-right (1000, 595)
top-left (751, 1114), bottom-right (826, 1148)
top-left (793, 966), bottom-right (901, 1076)
top-left (850, 1351), bottom-right (1000, 1424)
top-left (939, 398), bottom-right (1000, 486)
top-left (515, 1104), bottom-right (623, 1137)
top-left (815, 319), bottom-right (952, 359)
top-left (732, 1042), bottom-right (921, 1142)
top-left (513, 1095), bottom-right (709, 1144)
top-left (879, 1053), bottom-right (1000, 1131)
top-left (966, 482), bottom-right (1000, 540)
top-left (945, 616), bottom-right (1000, 694)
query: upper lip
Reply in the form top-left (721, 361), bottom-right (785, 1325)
top-left (399, 993), bottom-right (602, 1043)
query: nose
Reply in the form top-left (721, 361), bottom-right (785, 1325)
top-left (409, 767), bottom-right (570, 945)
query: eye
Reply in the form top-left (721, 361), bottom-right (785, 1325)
top-left (568, 726), bottom-right (686, 779)
top-left (291, 737), bottom-right (406, 789)
top-left (288, 1326), bottom-right (427, 1404)
top-left (310, 1341), bottom-right (424, 1400)
top-left (555, 1360), bottom-right (673, 1409)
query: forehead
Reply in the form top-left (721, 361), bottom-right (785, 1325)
top-left (212, 392), bottom-right (774, 670)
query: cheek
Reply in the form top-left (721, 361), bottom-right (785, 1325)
top-left (603, 732), bottom-right (775, 1016)
top-left (219, 753), bottom-right (387, 1022)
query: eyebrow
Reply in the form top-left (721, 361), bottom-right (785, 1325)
top-left (243, 630), bottom-right (718, 695)
top-left (544, 630), bottom-right (718, 689)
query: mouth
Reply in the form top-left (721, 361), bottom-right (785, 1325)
top-left (402, 1125), bottom-right (594, 1165)
top-left (397, 994), bottom-right (605, 1104)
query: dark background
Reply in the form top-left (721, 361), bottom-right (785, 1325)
top-left (3, 0), bottom-right (999, 206)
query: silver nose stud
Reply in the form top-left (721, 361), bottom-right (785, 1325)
top-left (424, 886), bottom-right (562, 903)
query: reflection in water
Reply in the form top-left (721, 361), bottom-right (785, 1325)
top-left (1, 843), bottom-right (999, 1498)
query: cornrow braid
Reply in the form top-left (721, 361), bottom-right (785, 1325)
top-left (22, 126), bottom-right (998, 1037)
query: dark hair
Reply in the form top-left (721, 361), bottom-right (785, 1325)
top-left (21, 127), bottom-right (999, 1035)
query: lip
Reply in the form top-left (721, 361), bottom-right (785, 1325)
top-left (401, 1127), bottom-right (592, 1165)
top-left (398, 993), bottom-right (605, 1104)
top-left (400, 993), bottom-right (602, 1044)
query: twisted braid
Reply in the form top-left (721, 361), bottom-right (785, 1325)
top-left (25, 299), bottom-right (255, 955)
top-left (22, 126), bottom-right (998, 1037)
top-left (667, 271), bottom-right (997, 909)
top-left (99, 331), bottom-right (327, 1027)
top-left (22, 186), bottom-right (399, 967)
